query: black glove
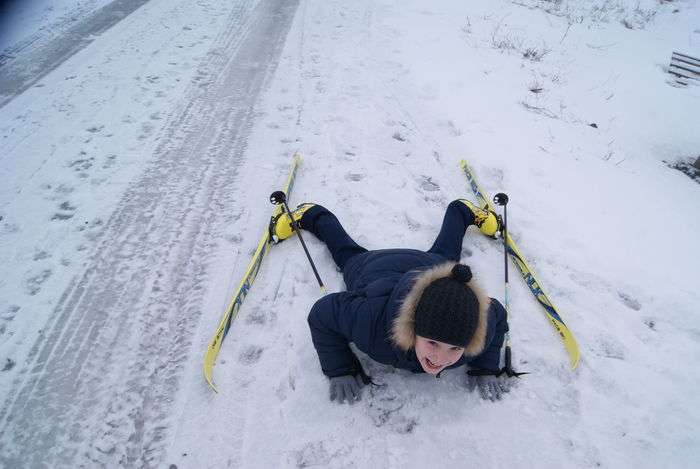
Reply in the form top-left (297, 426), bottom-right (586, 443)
top-left (329, 374), bottom-right (366, 404)
top-left (466, 374), bottom-right (512, 401)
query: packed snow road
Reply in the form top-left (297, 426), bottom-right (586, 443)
top-left (0, 0), bottom-right (298, 466)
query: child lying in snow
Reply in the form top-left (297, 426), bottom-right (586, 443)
top-left (270, 200), bottom-right (512, 403)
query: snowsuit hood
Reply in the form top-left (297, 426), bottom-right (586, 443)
top-left (391, 261), bottom-right (490, 357)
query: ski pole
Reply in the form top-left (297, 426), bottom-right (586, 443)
top-left (270, 191), bottom-right (326, 294)
top-left (493, 193), bottom-right (527, 378)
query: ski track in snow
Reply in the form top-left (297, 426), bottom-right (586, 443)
top-left (0, 0), bottom-right (299, 466)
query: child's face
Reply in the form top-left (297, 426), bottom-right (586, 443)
top-left (414, 335), bottom-right (465, 375)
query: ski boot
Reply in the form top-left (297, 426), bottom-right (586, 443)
top-left (458, 199), bottom-right (501, 237)
top-left (269, 203), bottom-right (316, 243)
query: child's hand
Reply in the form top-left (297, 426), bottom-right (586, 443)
top-left (329, 374), bottom-right (366, 404)
top-left (466, 374), bottom-right (513, 401)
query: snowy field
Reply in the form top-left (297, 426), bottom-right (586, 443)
top-left (1, 0), bottom-right (699, 467)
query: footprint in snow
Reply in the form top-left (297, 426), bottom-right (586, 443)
top-left (418, 175), bottom-right (440, 192)
top-left (239, 346), bottom-right (264, 365)
top-left (1, 305), bottom-right (19, 321)
top-left (294, 442), bottom-right (326, 467)
top-left (52, 201), bottom-right (76, 221)
top-left (0, 306), bottom-right (20, 336)
top-left (138, 122), bottom-right (154, 140)
top-left (86, 125), bottom-right (104, 133)
top-left (392, 131), bottom-right (406, 142)
top-left (485, 167), bottom-right (504, 185)
top-left (293, 441), bottom-right (347, 468)
top-left (366, 386), bottom-right (419, 434)
top-left (102, 154), bottom-right (117, 170)
top-left (0, 218), bottom-right (19, 235)
top-left (275, 371), bottom-right (296, 402)
top-left (618, 291), bottom-right (641, 311)
top-left (25, 269), bottom-right (52, 296)
top-left (226, 234), bottom-right (243, 244)
top-left (568, 270), bottom-right (607, 293)
top-left (344, 172), bottom-right (365, 182)
top-left (68, 153), bottom-right (95, 172)
top-left (461, 246), bottom-right (474, 258)
top-left (404, 213), bottom-right (421, 231)
top-left (594, 334), bottom-right (625, 360)
top-left (438, 120), bottom-right (462, 137)
top-left (245, 307), bottom-right (268, 326)
top-left (33, 250), bottom-right (50, 261)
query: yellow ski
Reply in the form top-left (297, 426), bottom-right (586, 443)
top-left (460, 159), bottom-right (580, 370)
top-left (204, 154), bottom-right (301, 391)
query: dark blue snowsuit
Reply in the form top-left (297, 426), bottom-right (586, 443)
top-left (303, 201), bottom-right (509, 379)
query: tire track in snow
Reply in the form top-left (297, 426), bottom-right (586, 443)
top-left (0, 0), bottom-right (154, 109)
top-left (0, 0), bottom-right (299, 467)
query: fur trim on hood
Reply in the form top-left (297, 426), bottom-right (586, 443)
top-left (391, 261), bottom-right (490, 357)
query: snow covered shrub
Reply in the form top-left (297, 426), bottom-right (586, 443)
top-left (528, 80), bottom-right (545, 93)
top-left (461, 16), bottom-right (472, 35)
top-left (620, 5), bottom-right (657, 29)
top-left (490, 23), bottom-right (551, 62)
top-left (490, 24), bottom-right (521, 51)
top-left (665, 158), bottom-right (700, 183)
top-left (512, 0), bottom-right (674, 29)
top-left (523, 46), bottom-right (550, 61)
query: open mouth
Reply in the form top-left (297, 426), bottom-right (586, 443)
top-left (424, 357), bottom-right (443, 371)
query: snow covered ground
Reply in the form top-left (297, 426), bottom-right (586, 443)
top-left (1, 0), bottom-right (699, 467)
top-left (0, 0), bottom-right (114, 51)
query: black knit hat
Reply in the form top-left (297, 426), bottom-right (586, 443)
top-left (414, 264), bottom-right (479, 347)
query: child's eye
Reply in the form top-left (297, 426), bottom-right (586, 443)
top-left (451, 347), bottom-right (462, 351)
top-left (428, 341), bottom-right (436, 346)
